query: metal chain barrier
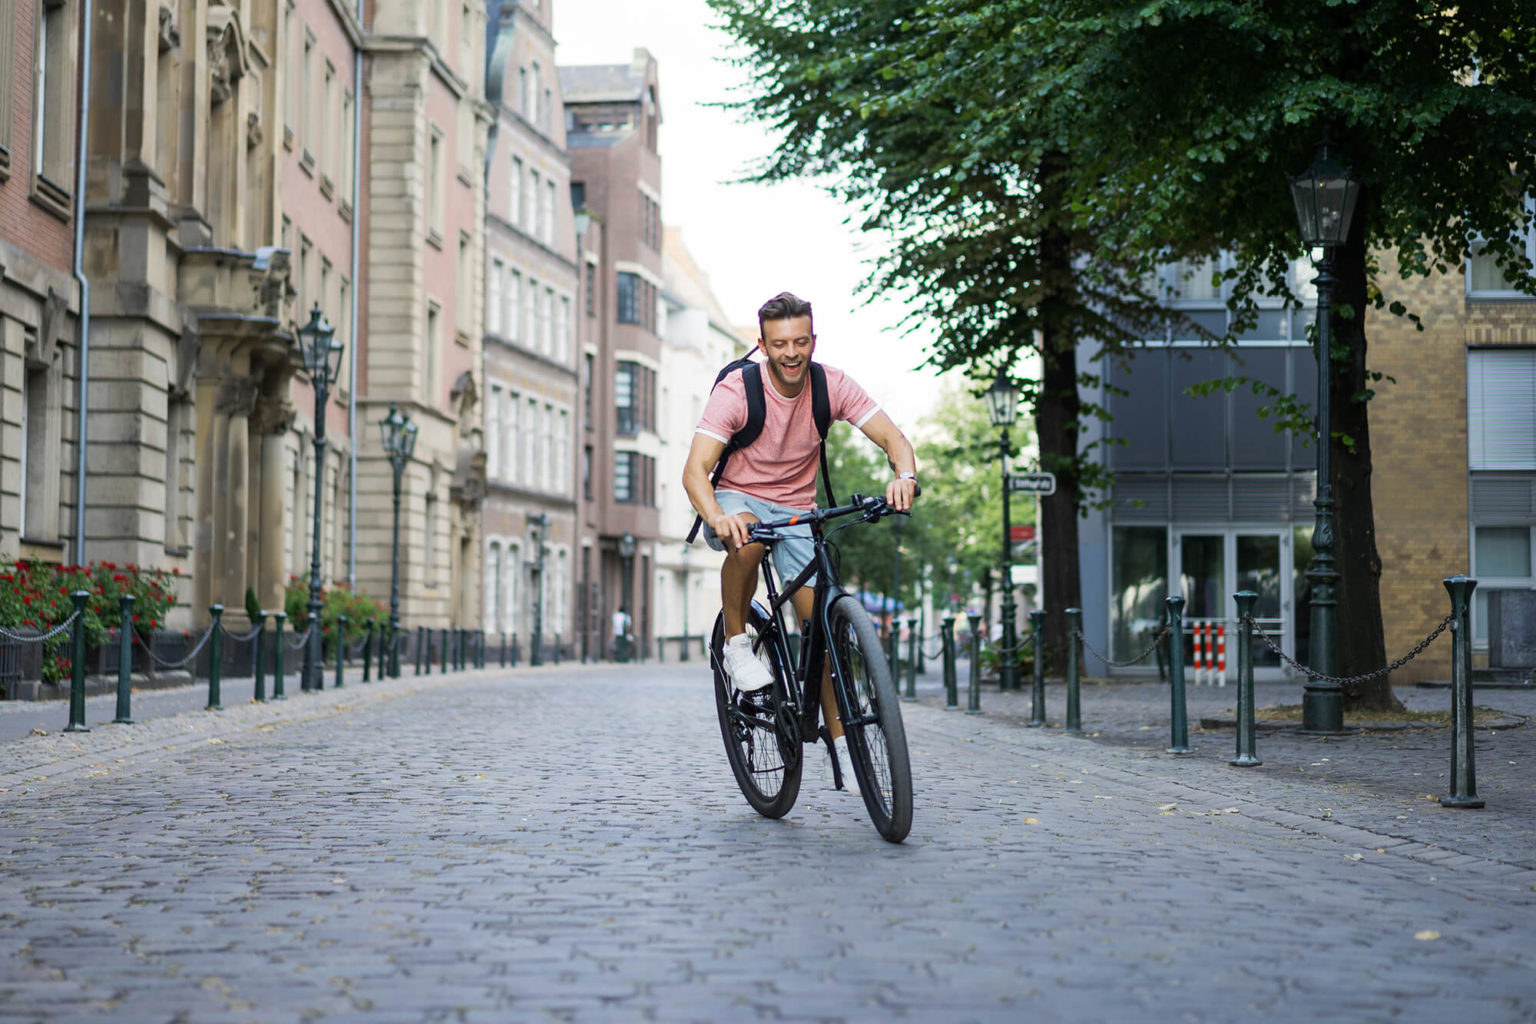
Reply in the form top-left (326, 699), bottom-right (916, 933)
top-left (1246, 612), bottom-right (1452, 692)
top-left (285, 622), bottom-right (316, 651)
top-left (918, 634), bottom-right (947, 658)
top-left (983, 631), bottom-right (1039, 656)
top-left (219, 621), bottom-right (265, 644)
top-left (133, 626), bottom-right (216, 669)
top-left (1073, 624), bottom-right (1171, 669)
top-left (347, 630), bottom-right (373, 658)
top-left (0, 613), bottom-right (81, 645)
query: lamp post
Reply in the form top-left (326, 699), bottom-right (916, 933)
top-left (528, 513), bottom-right (549, 666)
top-left (618, 532), bottom-right (636, 662)
top-left (679, 543), bottom-right (691, 662)
top-left (985, 369), bottom-right (1022, 692)
top-left (946, 555), bottom-right (958, 615)
top-left (295, 304), bottom-right (344, 692)
top-left (1287, 144), bottom-right (1361, 734)
top-left (379, 403), bottom-right (418, 678)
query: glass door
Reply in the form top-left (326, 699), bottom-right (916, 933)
top-left (1173, 529), bottom-right (1293, 677)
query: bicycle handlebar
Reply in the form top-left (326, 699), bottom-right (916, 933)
top-left (746, 487), bottom-right (919, 542)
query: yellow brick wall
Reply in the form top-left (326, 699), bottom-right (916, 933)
top-left (1370, 252), bottom-right (1536, 681)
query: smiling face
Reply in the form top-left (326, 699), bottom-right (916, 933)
top-left (757, 316), bottom-right (817, 397)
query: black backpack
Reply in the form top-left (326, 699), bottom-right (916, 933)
top-left (687, 354), bottom-right (835, 544)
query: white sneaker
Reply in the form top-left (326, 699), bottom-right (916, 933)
top-left (722, 633), bottom-right (774, 692)
top-left (827, 734), bottom-right (862, 796)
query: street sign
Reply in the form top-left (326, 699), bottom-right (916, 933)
top-left (1009, 525), bottom-right (1036, 543)
top-left (1008, 472), bottom-right (1057, 495)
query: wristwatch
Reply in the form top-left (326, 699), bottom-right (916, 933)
top-left (897, 472), bottom-right (917, 483)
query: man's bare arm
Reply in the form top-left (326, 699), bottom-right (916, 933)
top-left (858, 411), bottom-right (918, 512)
top-left (682, 432), bottom-right (755, 549)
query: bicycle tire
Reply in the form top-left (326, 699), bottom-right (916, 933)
top-left (711, 609), bottom-right (802, 819)
top-left (829, 595), bottom-right (913, 842)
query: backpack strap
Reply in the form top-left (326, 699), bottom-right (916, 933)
top-left (809, 363), bottom-right (836, 506)
top-left (686, 361), bottom-right (767, 543)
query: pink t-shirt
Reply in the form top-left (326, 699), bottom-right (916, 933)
top-left (696, 360), bottom-right (881, 509)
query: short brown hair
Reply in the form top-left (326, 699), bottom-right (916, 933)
top-left (757, 291), bottom-right (814, 336)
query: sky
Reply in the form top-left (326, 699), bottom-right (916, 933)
top-left (554, 0), bottom-right (945, 422)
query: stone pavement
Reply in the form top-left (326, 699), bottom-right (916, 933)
top-left (2, 661), bottom-right (1534, 1023)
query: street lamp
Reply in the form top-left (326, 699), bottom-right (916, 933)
top-left (985, 369), bottom-right (1021, 693)
top-left (379, 402), bottom-right (418, 677)
top-left (1288, 144), bottom-right (1360, 734)
top-left (946, 555), bottom-right (958, 615)
top-left (295, 303), bottom-right (344, 692)
top-left (679, 543), bottom-right (691, 662)
top-left (528, 512), bottom-right (550, 666)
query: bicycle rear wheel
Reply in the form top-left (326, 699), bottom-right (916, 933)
top-left (829, 595), bottom-right (913, 842)
top-left (711, 609), bottom-right (802, 819)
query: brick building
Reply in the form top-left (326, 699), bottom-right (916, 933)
top-left (560, 48), bottom-right (663, 660)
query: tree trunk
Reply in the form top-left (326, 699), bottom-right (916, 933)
top-left (1035, 152), bottom-right (1082, 674)
top-left (1330, 194), bottom-right (1398, 712)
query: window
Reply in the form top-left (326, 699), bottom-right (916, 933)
top-left (32, 0), bottom-right (77, 207)
top-left (165, 397), bottom-right (188, 550)
top-left (321, 61), bottom-right (336, 188)
top-left (556, 409), bottom-right (571, 495)
top-left (544, 402), bottom-right (556, 490)
top-left (583, 445), bottom-right (593, 501)
top-left (518, 66), bottom-right (528, 117)
top-left (1467, 349), bottom-right (1536, 470)
top-left (585, 261), bottom-right (596, 317)
top-left (526, 396), bottom-right (540, 487)
top-left (524, 277), bottom-right (538, 349)
top-left (0, 0), bottom-right (15, 174)
top-left (542, 286), bottom-right (555, 354)
top-left (426, 302), bottom-right (441, 405)
top-left (458, 233), bottom-right (473, 329)
top-left (617, 272), bottom-right (640, 324)
top-left (486, 541), bottom-right (503, 632)
top-left (505, 389), bottom-right (521, 481)
top-left (488, 258), bottom-right (504, 335)
top-left (558, 295), bottom-right (571, 362)
top-left (428, 128), bottom-right (445, 238)
top-left (20, 362), bottom-right (60, 539)
top-left (301, 30), bottom-right (316, 165)
top-left (529, 169), bottom-right (542, 233)
top-left (529, 62), bottom-right (542, 123)
top-left (615, 362), bottom-right (637, 435)
top-left (544, 180), bottom-right (557, 244)
top-left (1163, 257), bottom-right (1223, 304)
top-left (1468, 213), bottom-right (1536, 298)
top-left (510, 157), bottom-right (523, 227)
top-left (615, 452), bottom-right (656, 506)
top-left (584, 353), bottom-right (595, 427)
top-left (508, 270), bottom-right (522, 341)
top-left (340, 91), bottom-right (354, 199)
top-left (424, 492), bottom-right (438, 581)
top-left (487, 384), bottom-right (503, 476)
top-left (284, 1), bottom-right (299, 143)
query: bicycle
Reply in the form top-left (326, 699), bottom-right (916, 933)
top-left (709, 493), bottom-right (914, 843)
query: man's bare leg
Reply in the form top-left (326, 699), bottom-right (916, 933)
top-left (719, 517), bottom-right (763, 638)
top-left (787, 585), bottom-right (842, 740)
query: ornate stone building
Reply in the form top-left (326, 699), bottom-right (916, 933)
top-left (480, 0), bottom-right (581, 658)
top-left (1, 0), bottom-right (489, 640)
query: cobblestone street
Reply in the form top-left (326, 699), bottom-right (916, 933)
top-left (2, 663), bottom-right (1534, 1023)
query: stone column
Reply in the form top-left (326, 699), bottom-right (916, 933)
top-left (251, 395), bottom-right (296, 618)
top-left (214, 374), bottom-right (258, 621)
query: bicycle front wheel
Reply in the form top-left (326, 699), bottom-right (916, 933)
top-left (829, 595), bottom-right (913, 842)
top-left (711, 609), bottom-right (802, 819)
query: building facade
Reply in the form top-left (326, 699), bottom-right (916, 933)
top-left (2, 0), bottom-right (489, 651)
top-left (480, 0), bottom-right (580, 659)
top-left (1077, 244), bottom-right (1536, 683)
top-left (561, 49), bottom-right (663, 660)
top-left (0, 0), bottom-right (83, 567)
top-left (652, 227), bottom-right (751, 661)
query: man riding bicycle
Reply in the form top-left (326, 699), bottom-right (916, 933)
top-left (682, 291), bottom-right (918, 791)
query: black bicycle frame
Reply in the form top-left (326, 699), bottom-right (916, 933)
top-left (749, 505), bottom-right (867, 743)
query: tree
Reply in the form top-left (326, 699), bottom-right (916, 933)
top-left (1005, 0), bottom-right (1535, 707)
top-left (708, 0), bottom-right (1186, 668)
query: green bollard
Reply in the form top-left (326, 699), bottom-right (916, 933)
top-left (904, 618), bottom-right (917, 701)
top-left (252, 611), bottom-right (268, 702)
top-left (335, 615), bottom-right (347, 689)
top-left (441, 628), bottom-right (449, 673)
top-left (416, 626), bottom-right (425, 675)
top-left (1028, 609), bottom-right (1046, 728)
top-left (942, 617), bottom-right (958, 710)
top-left (1230, 591), bottom-right (1261, 767)
top-left (966, 613), bottom-right (983, 715)
top-left (1065, 608), bottom-right (1082, 734)
top-left (1166, 596), bottom-right (1190, 754)
top-left (1167, 601), bottom-right (1191, 752)
top-left (362, 620), bottom-right (373, 682)
top-left (207, 605), bottom-right (224, 710)
top-left (64, 591), bottom-right (90, 732)
top-left (272, 612), bottom-right (287, 700)
top-left (1441, 575), bottom-right (1483, 808)
top-left (500, 632), bottom-right (508, 667)
top-left (113, 595), bottom-right (135, 724)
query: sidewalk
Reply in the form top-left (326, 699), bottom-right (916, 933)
top-left (912, 660), bottom-right (1536, 871)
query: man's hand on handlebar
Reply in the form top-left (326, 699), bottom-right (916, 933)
top-left (885, 475), bottom-right (919, 512)
top-left (709, 510), bottom-right (757, 551)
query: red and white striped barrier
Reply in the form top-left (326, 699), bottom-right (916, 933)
top-left (1188, 619), bottom-right (1227, 686)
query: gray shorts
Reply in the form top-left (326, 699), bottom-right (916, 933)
top-left (703, 491), bottom-right (817, 587)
